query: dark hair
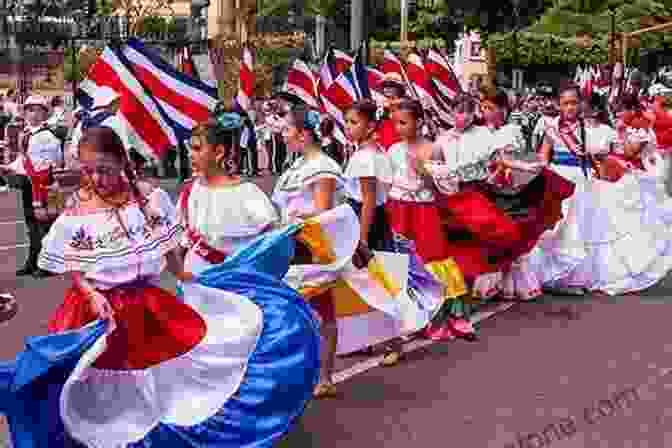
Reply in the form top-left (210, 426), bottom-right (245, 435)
top-left (396, 98), bottom-right (424, 120)
top-left (454, 93), bottom-right (477, 113)
top-left (558, 79), bottom-right (581, 99)
top-left (78, 126), bottom-right (146, 212)
top-left (481, 87), bottom-right (510, 113)
top-left (348, 99), bottom-right (378, 123)
top-left (191, 118), bottom-right (240, 163)
top-left (320, 116), bottom-right (335, 137)
top-left (618, 93), bottom-right (642, 113)
top-left (288, 105), bottom-right (320, 142)
top-left (191, 101), bottom-right (243, 171)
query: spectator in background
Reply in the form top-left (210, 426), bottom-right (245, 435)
top-left (46, 96), bottom-right (66, 126)
top-left (320, 117), bottom-right (344, 167)
top-left (3, 89), bottom-right (18, 118)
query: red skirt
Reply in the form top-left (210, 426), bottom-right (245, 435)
top-left (48, 283), bottom-right (207, 370)
top-left (385, 199), bottom-right (452, 263)
top-left (438, 169), bottom-right (574, 281)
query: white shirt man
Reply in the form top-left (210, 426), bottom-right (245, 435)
top-left (7, 96), bottom-right (62, 174)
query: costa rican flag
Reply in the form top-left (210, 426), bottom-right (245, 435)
top-left (380, 50), bottom-right (405, 76)
top-left (237, 47), bottom-right (255, 113)
top-left (285, 59), bottom-right (320, 109)
top-left (332, 49), bottom-right (354, 74)
top-left (87, 45), bottom-right (179, 161)
top-left (425, 48), bottom-right (461, 100)
top-left (406, 52), bottom-right (452, 129)
top-left (321, 46), bottom-right (370, 124)
top-left (122, 38), bottom-right (218, 141)
top-left (178, 46), bottom-right (198, 80)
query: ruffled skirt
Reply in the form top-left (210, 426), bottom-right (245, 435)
top-left (3, 269), bottom-right (320, 447)
top-left (527, 172), bottom-right (672, 295)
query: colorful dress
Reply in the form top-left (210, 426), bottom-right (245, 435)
top-left (273, 153), bottom-right (429, 353)
top-left (385, 140), bottom-right (467, 321)
top-left (528, 119), bottom-right (672, 295)
top-left (428, 124), bottom-right (573, 300)
top-left (2, 182), bottom-right (320, 447)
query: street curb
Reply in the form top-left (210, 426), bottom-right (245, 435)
top-left (332, 301), bottom-right (516, 384)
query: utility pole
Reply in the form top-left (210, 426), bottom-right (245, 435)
top-left (400, 0), bottom-right (409, 58)
top-left (350, 0), bottom-right (364, 56)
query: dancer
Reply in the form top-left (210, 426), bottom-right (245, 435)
top-left (376, 73), bottom-right (405, 151)
top-left (385, 99), bottom-right (468, 341)
top-left (177, 106), bottom-right (278, 286)
top-left (273, 105), bottom-right (345, 397)
top-left (9, 125), bottom-right (319, 447)
top-left (529, 81), bottom-right (672, 295)
top-left (344, 99), bottom-right (405, 365)
top-left (274, 105), bottom-right (411, 396)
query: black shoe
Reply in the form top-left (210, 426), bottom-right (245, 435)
top-left (32, 269), bottom-right (54, 278)
top-left (16, 266), bottom-right (35, 276)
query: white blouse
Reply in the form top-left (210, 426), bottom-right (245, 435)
top-left (343, 144), bottom-right (393, 206)
top-left (387, 141), bottom-right (436, 203)
top-left (272, 152), bottom-right (344, 222)
top-left (178, 180), bottom-right (278, 255)
top-left (38, 185), bottom-right (182, 290)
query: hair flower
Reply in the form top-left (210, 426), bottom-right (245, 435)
top-left (304, 110), bottom-right (321, 130)
top-left (216, 112), bottom-right (243, 130)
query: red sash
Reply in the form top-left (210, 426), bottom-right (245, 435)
top-left (22, 155), bottom-right (51, 207)
top-left (179, 179), bottom-right (229, 265)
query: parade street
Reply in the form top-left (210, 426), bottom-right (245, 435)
top-left (2, 176), bottom-right (672, 448)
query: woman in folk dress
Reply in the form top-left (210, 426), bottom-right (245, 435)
top-left (273, 106), bottom-right (346, 398)
top-left (11, 126), bottom-right (320, 447)
top-left (528, 82), bottom-right (672, 295)
top-left (177, 108), bottom-right (278, 282)
top-left (385, 99), bottom-right (468, 342)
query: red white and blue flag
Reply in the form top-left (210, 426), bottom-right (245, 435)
top-left (85, 39), bottom-right (218, 160)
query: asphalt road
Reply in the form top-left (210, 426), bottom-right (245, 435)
top-left (3, 175), bottom-right (672, 448)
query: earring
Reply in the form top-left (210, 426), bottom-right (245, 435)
top-left (226, 158), bottom-right (236, 172)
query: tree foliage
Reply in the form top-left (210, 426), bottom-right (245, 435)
top-left (485, 0), bottom-right (672, 65)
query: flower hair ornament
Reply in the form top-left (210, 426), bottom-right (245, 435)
top-left (304, 109), bottom-right (321, 131)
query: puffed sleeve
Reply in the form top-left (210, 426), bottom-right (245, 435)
top-left (242, 183), bottom-right (279, 233)
top-left (37, 214), bottom-right (76, 274)
top-left (344, 148), bottom-right (393, 184)
top-left (175, 184), bottom-right (194, 249)
top-left (145, 186), bottom-right (183, 254)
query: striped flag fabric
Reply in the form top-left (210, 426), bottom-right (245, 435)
top-left (87, 45), bottom-right (179, 160)
top-left (320, 45), bottom-right (371, 125)
top-left (332, 49), bottom-right (354, 74)
top-left (177, 46), bottom-right (199, 81)
top-left (380, 50), bottom-right (405, 76)
top-left (122, 38), bottom-right (218, 141)
top-left (285, 59), bottom-right (320, 109)
top-left (425, 48), bottom-right (461, 100)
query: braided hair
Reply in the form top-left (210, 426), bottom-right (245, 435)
top-left (78, 127), bottom-right (150, 236)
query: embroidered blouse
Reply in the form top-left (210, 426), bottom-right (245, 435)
top-left (37, 184), bottom-right (182, 290)
top-left (433, 125), bottom-right (496, 183)
top-left (343, 142), bottom-right (393, 206)
top-left (387, 141), bottom-right (437, 202)
top-left (272, 152), bottom-right (344, 222)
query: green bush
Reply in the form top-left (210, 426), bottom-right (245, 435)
top-left (256, 47), bottom-right (300, 67)
top-left (486, 32), bottom-right (609, 65)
